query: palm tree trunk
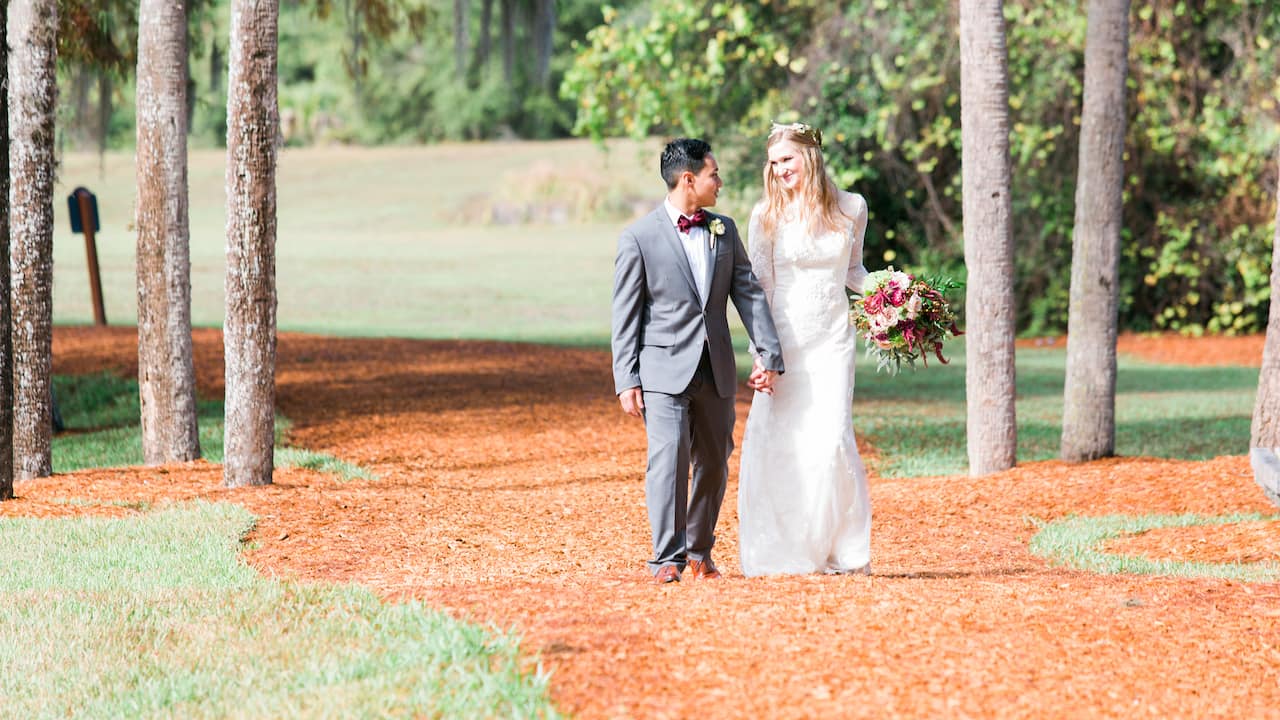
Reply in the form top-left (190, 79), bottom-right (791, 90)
top-left (0, 8), bottom-right (13, 500)
top-left (1252, 143), bottom-right (1280, 449)
top-left (8, 0), bottom-right (58, 481)
top-left (1061, 0), bottom-right (1131, 462)
top-left (137, 0), bottom-right (201, 465)
top-left (224, 0), bottom-right (279, 487)
top-left (959, 0), bottom-right (1017, 476)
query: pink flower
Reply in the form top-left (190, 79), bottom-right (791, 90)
top-left (905, 292), bottom-right (923, 319)
top-left (863, 291), bottom-right (886, 315)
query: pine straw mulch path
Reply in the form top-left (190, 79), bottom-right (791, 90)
top-left (7, 327), bottom-right (1280, 718)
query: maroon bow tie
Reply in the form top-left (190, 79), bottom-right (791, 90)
top-left (677, 210), bottom-right (709, 233)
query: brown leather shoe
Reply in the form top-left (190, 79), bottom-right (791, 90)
top-left (652, 565), bottom-right (681, 584)
top-left (687, 558), bottom-right (721, 580)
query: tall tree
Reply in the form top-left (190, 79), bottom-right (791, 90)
top-left (453, 0), bottom-right (469, 80)
top-left (1252, 144), bottom-right (1280, 449)
top-left (531, 0), bottom-right (553, 89)
top-left (1, 7), bottom-right (13, 501)
top-left (136, 0), bottom-right (201, 465)
top-left (224, 0), bottom-right (280, 488)
top-left (500, 0), bottom-right (514, 85)
top-left (8, 0), bottom-right (58, 481)
top-left (471, 0), bottom-right (493, 79)
top-left (1061, 0), bottom-right (1131, 462)
top-left (959, 0), bottom-right (1017, 476)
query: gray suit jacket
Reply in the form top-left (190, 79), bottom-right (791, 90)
top-left (611, 206), bottom-right (784, 399)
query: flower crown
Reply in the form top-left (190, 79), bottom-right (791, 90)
top-left (770, 121), bottom-right (823, 147)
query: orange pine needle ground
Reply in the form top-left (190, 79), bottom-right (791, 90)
top-left (5, 327), bottom-right (1278, 718)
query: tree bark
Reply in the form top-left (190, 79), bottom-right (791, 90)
top-left (533, 0), bottom-right (554, 90)
top-left (1061, 0), bottom-right (1131, 462)
top-left (344, 0), bottom-right (364, 100)
top-left (137, 0), bottom-right (201, 465)
top-left (453, 0), bottom-right (469, 80)
top-left (224, 0), bottom-right (279, 487)
top-left (471, 0), bottom-right (493, 79)
top-left (959, 0), bottom-right (1017, 476)
top-left (0, 7), bottom-right (13, 500)
top-left (1252, 144), bottom-right (1280, 449)
top-left (96, 71), bottom-right (111, 158)
top-left (500, 0), bottom-right (514, 86)
top-left (8, 0), bottom-right (58, 481)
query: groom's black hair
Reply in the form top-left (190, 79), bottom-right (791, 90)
top-left (660, 138), bottom-right (713, 189)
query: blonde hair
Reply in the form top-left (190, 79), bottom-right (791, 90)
top-left (758, 123), bottom-right (851, 239)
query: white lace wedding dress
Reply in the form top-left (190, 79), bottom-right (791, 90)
top-left (738, 192), bottom-right (872, 576)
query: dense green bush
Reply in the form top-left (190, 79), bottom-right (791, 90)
top-left (564, 0), bottom-right (1280, 335)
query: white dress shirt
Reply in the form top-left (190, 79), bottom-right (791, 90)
top-left (664, 199), bottom-right (711, 306)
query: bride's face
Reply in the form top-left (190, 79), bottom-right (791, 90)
top-left (767, 140), bottom-right (806, 192)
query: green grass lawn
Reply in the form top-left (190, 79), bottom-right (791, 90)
top-left (0, 501), bottom-right (559, 718)
top-left (1029, 511), bottom-right (1280, 581)
top-left (55, 140), bottom-right (677, 343)
top-left (52, 372), bottom-right (371, 480)
top-left (8, 377), bottom-right (556, 717)
top-left (851, 339), bottom-right (1258, 477)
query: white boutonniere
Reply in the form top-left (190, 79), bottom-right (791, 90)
top-left (708, 217), bottom-right (725, 250)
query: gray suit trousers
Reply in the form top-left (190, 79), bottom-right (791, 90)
top-left (642, 348), bottom-right (735, 573)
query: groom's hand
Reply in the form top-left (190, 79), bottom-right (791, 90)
top-left (749, 360), bottom-right (778, 395)
top-left (619, 388), bottom-right (645, 418)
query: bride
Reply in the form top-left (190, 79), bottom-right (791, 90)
top-left (739, 121), bottom-right (873, 577)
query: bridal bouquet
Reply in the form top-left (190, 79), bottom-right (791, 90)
top-left (850, 267), bottom-right (963, 374)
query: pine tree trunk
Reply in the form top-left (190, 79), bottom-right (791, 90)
top-left (1252, 144), bottom-right (1280, 449)
top-left (137, 0), bottom-right (201, 465)
top-left (533, 0), bottom-right (554, 90)
top-left (8, 0), bottom-right (58, 481)
top-left (1, 7), bottom-right (13, 500)
top-left (959, 0), bottom-right (1017, 476)
top-left (1061, 0), bottom-right (1131, 462)
top-left (500, 0), bottom-right (514, 86)
top-left (223, 0), bottom-right (279, 487)
top-left (344, 0), bottom-right (364, 100)
top-left (71, 67), bottom-right (91, 146)
top-left (472, 0), bottom-right (493, 78)
top-left (454, 0), bottom-right (469, 80)
top-left (96, 71), bottom-right (111, 158)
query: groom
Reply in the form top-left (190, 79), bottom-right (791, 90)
top-left (611, 138), bottom-right (784, 584)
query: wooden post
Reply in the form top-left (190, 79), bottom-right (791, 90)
top-left (69, 187), bottom-right (106, 326)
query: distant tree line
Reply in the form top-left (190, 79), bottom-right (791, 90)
top-left (55, 0), bottom-right (638, 147)
top-left (564, 0), bottom-right (1280, 337)
top-left (42, 0), bottom-right (1280, 338)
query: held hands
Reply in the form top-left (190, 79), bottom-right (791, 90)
top-left (748, 358), bottom-right (778, 395)
top-left (619, 387), bottom-right (645, 418)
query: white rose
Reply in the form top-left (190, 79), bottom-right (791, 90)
top-left (878, 305), bottom-right (901, 328)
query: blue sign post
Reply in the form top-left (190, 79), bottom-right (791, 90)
top-left (67, 187), bottom-right (106, 326)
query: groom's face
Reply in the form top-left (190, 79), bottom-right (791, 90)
top-left (689, 153), bottom-right (723, 209)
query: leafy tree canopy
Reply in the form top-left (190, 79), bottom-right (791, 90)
top-left (564, 0), bottom-right (1280, 335)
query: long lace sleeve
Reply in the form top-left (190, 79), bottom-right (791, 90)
top-left (843, 193), bottom-right (870, 294)
top-left (747, 203), bottom-right (775, 305)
